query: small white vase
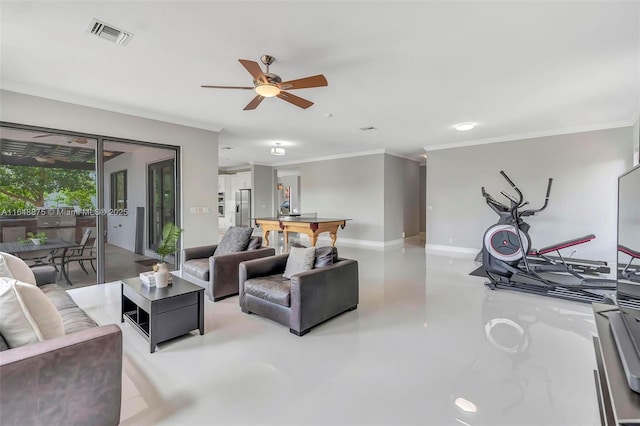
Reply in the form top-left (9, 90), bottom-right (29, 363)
top-left (154, 263), bottom-right (170, 288)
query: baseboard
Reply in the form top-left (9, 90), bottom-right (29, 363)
top-left (425, 244), bottom-right (479, 258)
top-left (297, 234), bottom-right (404, 250)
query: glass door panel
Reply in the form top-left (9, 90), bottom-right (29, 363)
top-left (0, 126), bottom-right (97, 287)
top-left (148, 159), bottom-right (176, 252)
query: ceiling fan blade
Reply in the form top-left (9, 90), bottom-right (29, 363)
top-left (277, 91), bottom-right (314, 109)
top-left (243, 95), bottom-right (265, 111)
top-left (238, 59), bottom-right (267, 84)
top-left (280, 74), bottom-right (328, 90)
top-left (201, 85), bottom-right (254, 90)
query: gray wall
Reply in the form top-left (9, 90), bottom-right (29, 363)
top-left (633, 117), bottom-right (640, 165)
top-left (420, 165), bottom-right (426, 233)
top-left (0, 90), bottom-right (219, 248)
top-left (251, 164), bottom-right (274, 219)
top-left (296, 153), bottom-right (420, 244)
top-left (383, 155), bottom-right (420, 240)
top-left (426, 127), bottom-right (635, 268)
top-left (300, 154), bottom-right (385, 242)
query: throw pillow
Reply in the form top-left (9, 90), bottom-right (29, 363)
top-left (215, 227), bottom-right (254, 256)
top-left (290, 243), bottom-right (338, 268)
top-left (0, 334), bottom-right (9, 352)
top-left (0, 252), bottom-right (36, 284)
top-left (247, 236), bottom-right (262, 251)
top-left (0, 277), bottom-right (65, 348)
top-left (283, 246), bottom-right (316, 279)
top-left (314, 246), bottom-right (338, 268)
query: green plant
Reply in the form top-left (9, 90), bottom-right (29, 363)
top-left (155, 223), bottom-right (183, 263)
top-left (20, 231), bottom-right (47, 244)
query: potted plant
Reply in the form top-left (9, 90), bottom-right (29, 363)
top-left (153, 223), bottom-right (183, 288)
top-left (26, 231), bottom-right (47, 246)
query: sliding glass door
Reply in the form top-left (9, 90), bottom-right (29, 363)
top-left (1, 122), bottom-right (180, 286)
top-left (147, 159), bottom-right (176, 251)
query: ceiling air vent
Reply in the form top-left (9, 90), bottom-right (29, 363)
top-left (86, 18), bottom-right (134, 46)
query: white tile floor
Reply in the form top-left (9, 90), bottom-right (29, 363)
top-left (68, 240), bottom-right (600, 425)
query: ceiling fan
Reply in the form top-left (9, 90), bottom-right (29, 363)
top-left (34, 155), bottom-right (71, 164)
top-left (33, 134), bottom-right (88, 144)
top-left (201, 55), bottom-right (328, 110)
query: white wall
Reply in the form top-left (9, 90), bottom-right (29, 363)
top-left (426, 127), bottom-right (635, 268)
top-left (104, 146), bottom-right (175, 252)
top-left (383, 155), bottom-right (420, 240)
top-left (0, 90), bottom-right (219, 250)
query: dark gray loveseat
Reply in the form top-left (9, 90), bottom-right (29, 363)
top-left (182, 236), bottom-right (275, 301)
top-left (0, 266), bottom-right (122, 426)
top-left (239, 249), bottom-right (359, 336)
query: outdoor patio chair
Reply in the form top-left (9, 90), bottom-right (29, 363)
top-left (48, 228), bottom-right (95, 278)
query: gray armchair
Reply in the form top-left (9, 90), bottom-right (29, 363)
top-left (239, 252), bottom-right (359, 336)
top-left (182, 236), bottom-right (276, 301)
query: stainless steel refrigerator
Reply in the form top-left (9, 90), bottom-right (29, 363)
top-left (235, 189), bottom-right (252, 228)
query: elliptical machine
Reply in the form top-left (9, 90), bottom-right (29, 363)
top-left (480, 171), bottom-right (616, 303)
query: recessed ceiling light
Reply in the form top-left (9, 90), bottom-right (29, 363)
top-left (454, 122), bottom-right (477, 131)
top-left (454, 397), bottom-right (477, 413)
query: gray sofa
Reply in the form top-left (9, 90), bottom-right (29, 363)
top-left (182, 236), bottom-right (275, 301)
top-left (239, 252), bottom-right (359, 336)
top-left (0, 266), bottom-right (122, 426)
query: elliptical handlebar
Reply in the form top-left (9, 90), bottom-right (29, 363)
top-left (499, 170), bottom-right (524, 207)
top-left (482, 186), bottom-right (509, 213)
top-left (520, 178), bottom-right (553, 217)
top-left (482, 172), bottom-right (553, 219)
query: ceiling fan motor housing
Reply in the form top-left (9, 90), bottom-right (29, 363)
top-left (256, 73), bottom-right (282, 86)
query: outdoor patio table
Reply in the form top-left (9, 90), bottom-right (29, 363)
top-left (0, 238), bottom-right (78, 285)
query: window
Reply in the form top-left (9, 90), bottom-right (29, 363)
top-left (110, 170), bottom-right (127, 212)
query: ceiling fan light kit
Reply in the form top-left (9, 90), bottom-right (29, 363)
top-left (255, 84), bottom-right (280, 98)
top-left (271, 143), bottom-right (285, 156)
top-left (202, 54), bottom-right (328, 110)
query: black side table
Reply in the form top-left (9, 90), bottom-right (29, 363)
top-left (121, 275), bottom-right (204, 353)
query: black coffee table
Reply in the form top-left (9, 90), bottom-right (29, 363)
top-left (121, 275), bottom-right (204, 353)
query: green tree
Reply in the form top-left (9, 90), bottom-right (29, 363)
top-left (0, 165), bottom-right (95, 208)
top-left (0, 193), bottom-right (35, 211)
top-left (61, 189), bottom-right (94, 209)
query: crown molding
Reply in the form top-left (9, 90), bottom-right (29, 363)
top-left (270, 148), bottom-right (422, 167)
top-left (270, 149), bottom-right (387, 166)
top-left (1, 86), bottom-right (223, 133)
top-left (423, 120), bottom-right (635, 152)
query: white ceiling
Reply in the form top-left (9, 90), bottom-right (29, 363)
top-left (1, 1), bottom-right (639, 168)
